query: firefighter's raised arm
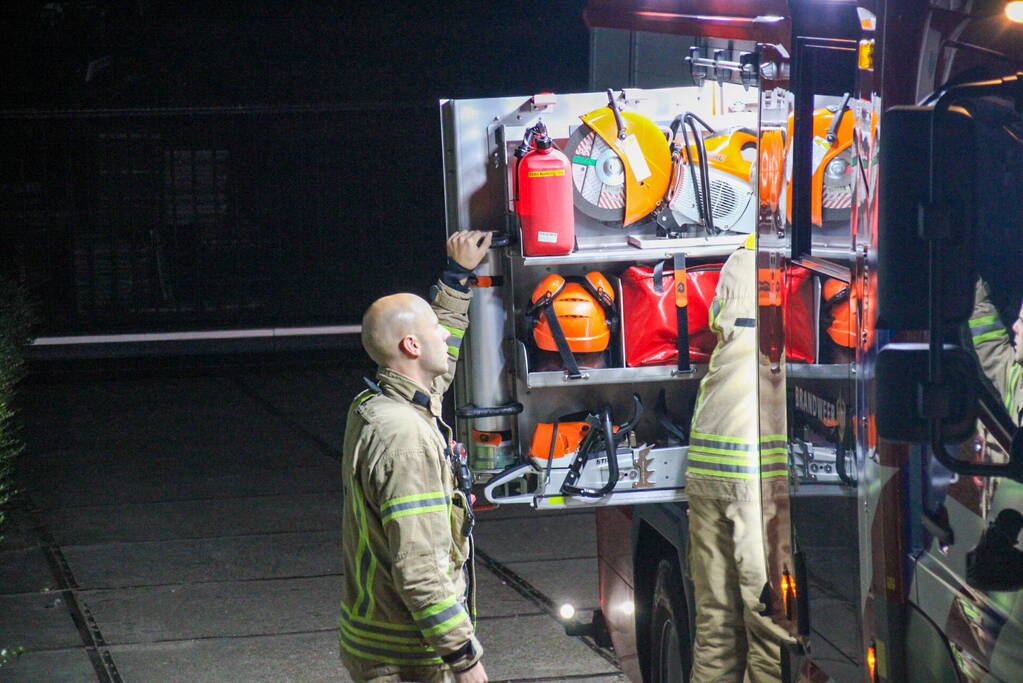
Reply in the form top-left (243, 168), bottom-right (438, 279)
top-left (445, 230), bottom-right (493, 287)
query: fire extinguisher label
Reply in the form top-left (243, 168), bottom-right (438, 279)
top-left (537, 231), bottom-right (558, 243)
top-left (527, 169), bottom-right (566, 177)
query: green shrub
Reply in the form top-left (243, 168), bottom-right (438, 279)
top-left (0, 277), bottom-right (34, 669)
top-left (0, 275), bottom-right (35, 542)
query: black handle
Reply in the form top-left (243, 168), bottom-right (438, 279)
top-left (607, 89), bottom-right (627, 140)
top-left (456, 402), bottom-right (524, 419)
top-left (487, 232), bottom-right (513, 248)
top-left (562, 406), bottom-right (620, 498)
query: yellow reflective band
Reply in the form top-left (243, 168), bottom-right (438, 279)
top-left (340, 603), bottom-right (420, 631)
top-left (760, 434), bottom-right (786, 442)
top-left (688, 467), bottom-right (755, 479)
top-left (969, 315), bottom-right (999, 327)
top-left (354, 389), bottom-right (374, 405)
top-left (339, 622), bottom-right (433, 650)
top-left (339, 638), bottom-right (442, 666)
top-left (420, 609), bottom-right (469, 638)
top-left (761, 470), bottom-right (789, 478)
top-left (689, 448), bottom-right (757, 460)
top-left (382, 504), bottom-right (449, 524)
top-left (447, 345), bottom-right (461, 358)
top-left (762, 455), bottom-right (789, 464)
top-left (412, 596), bottom-right (457, 621)
top-left (974, 330), bottom-right (1008, 344)
top-left (548, 496), bottom-right (565, 505)
top-left (760, 448), bottom-right (788, 456)
top-left (444, 326), bottom-right (465, 339)
top-left (690, 431), bottom-right (755, 445)
top-left (382, 491), bottom-right (447, 511)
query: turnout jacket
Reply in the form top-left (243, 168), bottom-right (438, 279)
top-left (687, 246), bottom-right (787, 501)
top-left (339, 281), bottom-right (481, 677)
top-left (970, 279), bottom-right (1023, 427)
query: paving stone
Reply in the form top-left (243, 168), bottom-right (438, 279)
top-left (0, 593), bottom-right (83, 651)
top-left (0, 647), bottom-right (97, 682)
top-left (474, 514), bottom-right (598, 563)
top-left (63, 531), bottom-right (341, 589)
top-left (0, 547), bottom-right (57, 595)
top-left (23, 463), bottom-right (339, 510)
top-left (106, 630), bottom-right (351, 682)
top-left (500, 557), bottom-right (601, 611)
top-left (474, 613), bottom-right (620, 680)
top-left (41, 491), bottom-right (340, 545)
top-left (81, 576), bottom-right (341, 644)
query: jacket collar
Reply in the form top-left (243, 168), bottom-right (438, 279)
top-left (376, 367), bottom-right (442, 417)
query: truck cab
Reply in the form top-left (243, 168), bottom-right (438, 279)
top-left (442, 2), bottom-right (1023, 681)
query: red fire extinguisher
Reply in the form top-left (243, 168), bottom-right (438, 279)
top-left (515, 122), bottom-right (575, 256)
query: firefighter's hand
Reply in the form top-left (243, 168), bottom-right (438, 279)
top-left (447, 230), bottom-right (492, 272)
top-left (454, 661), bottom-right (488, 682)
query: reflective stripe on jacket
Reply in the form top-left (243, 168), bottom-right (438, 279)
top-left (687, 247), bottom-right (770, 500)
top-left (970, 279), bottom-right (1023, 426)
top-left (339, 281), bottom-right (481, 677)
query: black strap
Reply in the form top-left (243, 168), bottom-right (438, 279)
top-left (363, 377), bottom-right (383, 394)
top-left (674, 253), bottom-right (692, 373)
top-left (655, 388), bottom-right (688, 444)
top-left (653, 260), bottom-right (666, 293)
top-left (543, 306), bottom-right (583, 379)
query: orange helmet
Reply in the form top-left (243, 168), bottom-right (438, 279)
top-left (823, 278), bottom-right (857, 348)
top-left (528, 272), bottom-right (616, 354)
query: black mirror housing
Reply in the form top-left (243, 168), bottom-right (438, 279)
top-left (876, 343), bottom-right (978, 443)
top-left (876, 106), bottom-right (976, 330)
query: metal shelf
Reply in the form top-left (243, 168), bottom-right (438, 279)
top-left (518, 234), bottom-right (745, 267)
top-left (515, 341), bottom-right (706, 389)
top-left (786, 363), bottom-right (850, 380)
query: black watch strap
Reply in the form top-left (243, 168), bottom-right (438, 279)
top-left (441, 639), bottom-right (477, 668)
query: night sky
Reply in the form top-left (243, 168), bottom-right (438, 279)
top-left (1, 1), bottom-right (592, 332)
top-left (2, 1), bottom-right (591, 108)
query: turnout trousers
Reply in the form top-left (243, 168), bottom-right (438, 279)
top-left (687, 492), bottom-right (789, 683)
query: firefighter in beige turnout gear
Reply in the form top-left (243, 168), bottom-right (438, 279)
top-left (686, 242), bottom-right (790, 682)
top-left (340, 231), bottom-right (492, 683)
top-left (970, 279), bottom-right (1023, 428)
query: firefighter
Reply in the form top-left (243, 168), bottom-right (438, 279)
top-left (339, 230), bottom-right (492, 683)
top-left (685, 238), bottom-right (791, 683)
top-left (970, 279), bottom-right (1023, 426)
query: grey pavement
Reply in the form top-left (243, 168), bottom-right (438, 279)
top-left (0, 361), bottom-right (626, 682)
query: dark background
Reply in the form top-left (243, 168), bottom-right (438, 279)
top-left (0, 1), bottom-right (591, 335)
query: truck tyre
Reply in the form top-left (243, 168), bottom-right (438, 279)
top-left (649, 557), bottom-right (691, 683)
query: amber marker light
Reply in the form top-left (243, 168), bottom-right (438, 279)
top-left (1007, 1), bottom-right (1023, 22)
top-left (867, 644), bottom-right (878, 681)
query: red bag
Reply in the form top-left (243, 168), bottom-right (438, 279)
top-left (785, 265), bottom-right (815, 364)
top-left (621, 264), bottom-right (722, 367)
top-left (621, 262), bottom-right (817, 367)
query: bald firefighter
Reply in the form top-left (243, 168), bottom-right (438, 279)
top-left (340, 230), bottom-right (492, 683)
top-left (686, 240), bottom-right (790, 682)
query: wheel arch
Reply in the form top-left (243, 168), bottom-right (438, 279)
top-left (633, 503), bottom-right (694, 682)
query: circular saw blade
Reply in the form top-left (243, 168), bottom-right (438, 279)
top-left (566, 123), bottom-right (626, 224)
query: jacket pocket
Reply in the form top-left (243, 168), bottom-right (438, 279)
top-left (449, 490), bottom-right (472, 566)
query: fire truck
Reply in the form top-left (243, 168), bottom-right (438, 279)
top-left (442, 1), bottom-right (1023, 680)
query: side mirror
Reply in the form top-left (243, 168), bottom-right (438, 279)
top-left (878, 343), bottom-right (1023, 483)
top-left (876, 343), bottom-right (978, 443)
top-left (876, 106), bottom-right (976, 330)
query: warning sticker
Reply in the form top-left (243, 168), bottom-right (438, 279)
top-left (527, 169), bottom-right (566, 177)
top-left (620, 134), bottom-right (652, 182)
top-left (812, 136), bottom-right (831, 175)
top-left (537, 231), bottom-right (558, 243)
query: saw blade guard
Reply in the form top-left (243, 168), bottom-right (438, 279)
top-left (569, 106), bottom-right (671, 227)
